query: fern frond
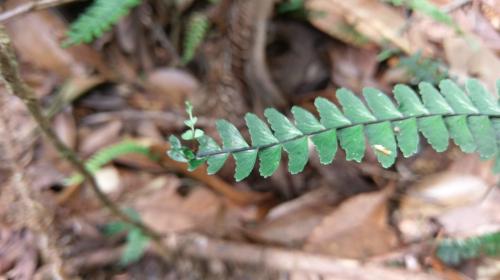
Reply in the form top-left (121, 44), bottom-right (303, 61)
top-left (63, 0), bottom-right (141, 47)
top-left (65, 140), bottom-right (152, 185)
top-left (437, 231), bottom-right (500, 265)
top-left (181, 13), bottom-right (210, 64)
top-left (169, 79), bottom-right (500, 181)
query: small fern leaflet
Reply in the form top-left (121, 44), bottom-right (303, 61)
top-left (169, 79), bottom-right (500, 181)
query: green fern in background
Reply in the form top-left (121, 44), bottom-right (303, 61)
top-left (181, 13), bottom-right (210, 64)
top-left (63, 0), bottom-right (141, 47)
top-left (65, 140), bottom-right (153, 186)
top-left (437, 231), bottom-right (500, 265)
top-left (103, 208), bottom-right (150, 265)
top-left (168, 79), bottom-right (500, 181)
top-left (398, 51), bottom-right (449, 85)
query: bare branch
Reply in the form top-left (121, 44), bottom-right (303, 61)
top-left (69, 233), bottom-right (442, 280)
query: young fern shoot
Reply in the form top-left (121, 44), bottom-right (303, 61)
top-left (168, 79), bottom-right (500, 181)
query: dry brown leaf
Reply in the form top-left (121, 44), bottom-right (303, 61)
top-left (47, 75), bottom-right (107, 118)
top-left (78, 120), bottom-right (123, 157)
top-left (328, 45), bottom-right (380, 93)
top-left (305, 188), bottom-right (398, 259)
top-left (245, 187), bottom-right (338, 246)
top-left (133, 176), bottom-right (232, 235)
top-left (477, 259), bottom-right (500, 280)
top-left (307, 0), bottom-right (412, 53)
top-left (0, 92), bottom-right (35, 168)
top-left (0, 229), bottom-right (37, 280)
top-left (444, 34), bottom-right (500, 91)
top-left (52, 109), bottom-right (77, 150)
top-left (481, 0), bottom-right (500, 31)
top-left (144, 68), bottom-right (200, 109)
top-left (6, 0), bottom-right (101, 78)
top-left (398, 155), bottom-right (499, 241)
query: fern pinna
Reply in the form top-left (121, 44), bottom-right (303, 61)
top-left (63, 0), bottom-right (141, 47)
top-left (168, 79), bottom-right (500, 181)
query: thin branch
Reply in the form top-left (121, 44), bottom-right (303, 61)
top-left (169, 234), bottom-right (442, 280)
top-left (69, 233), bottom-right (441, 280)
top-left (0, 25), bottom-right (169, 259)
top-left (0, 0), bottom-right (81, 22)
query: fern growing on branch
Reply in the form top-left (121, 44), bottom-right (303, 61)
top-left (63, 0), bottom-right (141, 47)
top-left (168, 79), bottom-right (500, 181)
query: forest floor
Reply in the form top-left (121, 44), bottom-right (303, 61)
top-left (0, 0), bottom-right (499, 279)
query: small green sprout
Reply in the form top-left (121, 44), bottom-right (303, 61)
top-left (167, 101), bottom-right (206, 171)
top-left (181, 101), bottom-right (204, 141)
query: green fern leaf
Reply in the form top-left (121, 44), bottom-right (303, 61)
top-left (245, 113), bottom-right (281, 177)
top-left (292, 106), bottom-right (337, 165)
top-left (418, 82), bottom-right (451, 152)
top-left (445, 116), bottom-right (476, 153)
top-left (198, 135), bottom-right (227, 175)
top-left (171, 79), bottom-right (500, 181)
top-left (65, 140), bottom-right (151, 185)
top-left (182, 13), bottom-right (210, 64)
top-left (216, 120), bottom-right (257, 181)
top-left (466, 80), bottom-right (500, 114)
top-left (363, 88), bottom-right (401, 167)
top-left (393, 84), bottom-right (424, 157)
top-left (440, 80), bottom-right (478, 114)
top-left (313, 97), bottom-right (350, 164)
top-left (437, 231), bottom-right (500, 265)
top-left (120, 228), bottom-right (150, 265)
top-left (63, 0), bottom-right (141, 47)
top-left (468, 116), bottom-right (497, 159)
top-left (337, 88), bottom-right (375, 162)
top-left (314, 97), bottom-right (351, 128)
top-left (265, 108), bottom-right (309, 174)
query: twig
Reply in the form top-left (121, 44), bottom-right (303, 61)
top-left (68, 233), bottom-right (441, 280)
top-left (0, 0), bottom-right (81, 22)
top-left (169, 235), bottom-right (442, 280)
top-left (0, 25), bottom-right (169, 259)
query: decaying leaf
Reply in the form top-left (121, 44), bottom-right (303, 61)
top-left (245, 187), bottom-right (338, 246)
top-left (133, 176), bottom-right (234, 235)
top-left (305, 188), bottom-right (398, 259)
top-left (398, 155), bottom-right (499, 242)
top-left (307, 0), bottom-right (412, 53)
